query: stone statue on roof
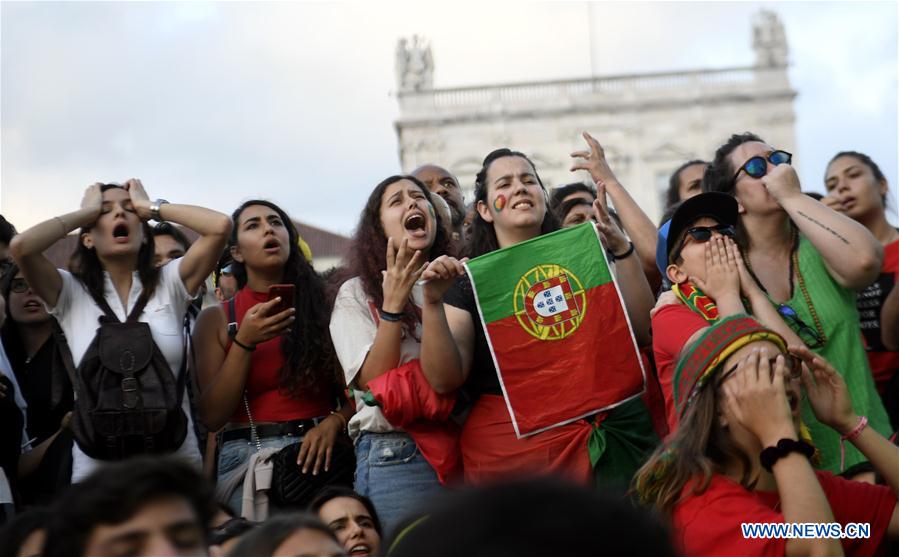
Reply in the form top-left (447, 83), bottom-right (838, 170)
top-left (752, 9), bottom-right (789, 67)
top-left (396, 35), bottom-right (434, 92)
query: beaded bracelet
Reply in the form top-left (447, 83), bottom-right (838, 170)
top-left (839, 415), bottom-right (868, 472)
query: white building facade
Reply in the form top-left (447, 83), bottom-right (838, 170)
top-left (394, 11), bottom-right (797, 222)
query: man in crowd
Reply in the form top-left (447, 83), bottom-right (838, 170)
top-left (412, 164), bottom-right (465, 239)
top-left (43, 457), bottom-right (214, 557)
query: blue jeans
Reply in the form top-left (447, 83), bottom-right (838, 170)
top-left (217, 434), bottom-right (300, 514)
top-left (354, 431), bottom-right (444, 537)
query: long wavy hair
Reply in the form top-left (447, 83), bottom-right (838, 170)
top-left (230, 200), bottom-right (340, 395)
top-left (466, 148), bottom-right (559, 259)
top-left (633, 361), bottom-right (755, 516)
top-left (69, 184), bottom-right (159, 303)
top-left (344, 175), bottom-right (453, 333)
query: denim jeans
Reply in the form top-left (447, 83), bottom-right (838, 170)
top-left (217, 434), bottom-right (300, 514)
top-left (354, 431), bottom-right (444, 536)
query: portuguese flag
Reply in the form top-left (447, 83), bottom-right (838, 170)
top-left (466, 222), bottom-right (645, 438)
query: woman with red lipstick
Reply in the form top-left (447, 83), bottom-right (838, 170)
top-left (824, 152), bottom-right (899, 430)
top-left (194, 199), bottom-right (351, 514)
top-left (634, 316), bottom-right (899, 557)
top-left (419, 149), bottom-right (657, 486)
top-left (9, 180), bottom-right (232, 482)
top-left (329, 176), bottom-right (453, 533)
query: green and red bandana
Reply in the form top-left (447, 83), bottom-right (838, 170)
top-left (673, 314), bottom-right (787, 418)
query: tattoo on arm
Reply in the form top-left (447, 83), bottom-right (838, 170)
top-left (797, 210), bottom-right (849, 245)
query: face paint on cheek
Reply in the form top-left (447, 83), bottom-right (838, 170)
top-left (493, 194), bottom-right (506, 213)
top-left (427, 202), bottom-right (436, 220)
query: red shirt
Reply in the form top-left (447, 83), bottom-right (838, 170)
top-left (227, 287), bottom-right (332, 423)
top-left (862, 239), bottom-right (899, 393)
top-left (651, 304), bottom-right (710, 433)
top-left (673, 471), bottom-right (896, 557)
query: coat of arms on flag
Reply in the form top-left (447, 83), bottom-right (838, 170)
top-left (516, 267), bottom-right (586, 340)
top-left (466, 223), bottom-right (645, 438)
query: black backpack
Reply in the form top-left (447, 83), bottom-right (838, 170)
top-left (57, 291), bottom-right (188, 460)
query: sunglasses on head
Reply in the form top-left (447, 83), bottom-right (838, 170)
top-left (732, 150), bottom-right (792, 182)
top-left (9, 277), bottom-right (29, 294)
top-left (672, 224), bottom-right (735, 261)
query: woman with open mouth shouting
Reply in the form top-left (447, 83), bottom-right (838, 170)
top-left (194, 200), bottom-right (352, 515)
top-left (330, 175), bottom-right (456, 534)
top-left (9, 180), bottom-right (232, 481)
top-left (418, 148), bottom-right (657, 487)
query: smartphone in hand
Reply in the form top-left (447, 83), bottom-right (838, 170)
top-left (267, 284), bottom-right (295, 315)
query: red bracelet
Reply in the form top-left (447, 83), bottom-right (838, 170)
top-left (839, 416), bottom-right (867, 472)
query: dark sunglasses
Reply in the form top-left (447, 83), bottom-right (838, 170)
top-left (718, 353), bottom-right (802, 386)
top-left (732, 150), bottom-right (792, 182)
top-left (9, 277), bottom-right (29, 294)
top-left (672, 224), bottom-right (736, 260)
top-left (777, 304), bottom-right (825, 349)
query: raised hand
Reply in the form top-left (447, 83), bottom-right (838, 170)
top-left (721, 349), bottom-right (797, 446)
top-left (690, 236), bottom-right (740, 302)
top-left (762, 164), bottom-right (802, 204)
top-left (233, 297), bottom-right (295, 348)
top-left (789, 345), bottom-right (857, 434)
top-left (80, 183), bottom-right (104, 222)
top-left (726, 237), bottom-right (762, 299)
top-left (592, 181), bottom-right (629, 255)
top-left (421, 255), bottom-right (467, 304)
top-left (381, 237), bottom-right (426, 313)
top-left (570, 131), bottom-right (620, 186)
top-left (122, 178), bottom-right (152, 220)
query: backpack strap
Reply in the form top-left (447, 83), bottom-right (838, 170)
top-left (226, 297), bottom-right (238, 340)
top-left (86, 288), bottom-right (151, 324)
top-left (51, 320), bottom-right (77, 406)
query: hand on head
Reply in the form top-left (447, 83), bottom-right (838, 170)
top-left (721, 349), bottom-right (796, 446)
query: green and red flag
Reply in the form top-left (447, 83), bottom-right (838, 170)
top-left (466, 222), bottom-right (645, 438)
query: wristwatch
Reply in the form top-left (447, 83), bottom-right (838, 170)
top-left (149, 199), bottom-right (169, 222)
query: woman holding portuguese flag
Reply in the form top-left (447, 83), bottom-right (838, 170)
top-left (419, 147), bottom-right (658, 486)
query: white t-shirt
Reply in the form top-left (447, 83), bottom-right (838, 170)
top-left (47, 258), bottom-right (201, 481)
top-left (329, 277), bottom-right (424, 441)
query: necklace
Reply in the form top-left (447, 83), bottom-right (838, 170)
top-left (745, 230), bottom-right (828, 346)
top-left (793, 247), bottom-right (828, 345)
top-left (744, 229), bottom-right (797, 301)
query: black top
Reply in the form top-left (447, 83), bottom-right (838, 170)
top-left (443, 275), bottom-right (502, 397)
top-left (13, 339), bottom-right (73, 443)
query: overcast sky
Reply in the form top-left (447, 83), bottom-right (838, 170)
top-left (2, 1), bottom-right (897, 237)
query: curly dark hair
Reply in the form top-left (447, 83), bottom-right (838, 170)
top-left (700, 132), bottom-right (765, 196)
top-left (69, 184), bottom-right (159, 303)
top-left (466, 148), bottom-right (559, 258)
top-left (344, 175), bottom-right (453, 333)
top-left (230, 200), bottom-right (340, 395)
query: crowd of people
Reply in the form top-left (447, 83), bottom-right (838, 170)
top-left (0, 131), bottom-right (897, 557)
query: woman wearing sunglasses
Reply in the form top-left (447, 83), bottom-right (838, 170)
top-left (635, 315), bottom-right (899, 557)
top-left (824, 151), bottom-right (899, 432)
top-left (702, 133), bottom-right (891, 478)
